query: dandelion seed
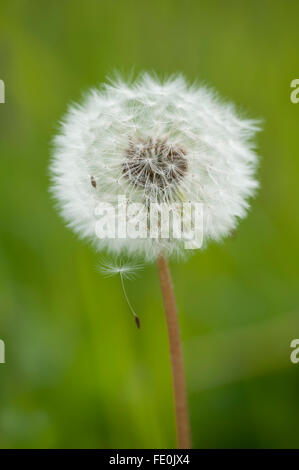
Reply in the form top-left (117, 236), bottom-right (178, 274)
top-left (99, 259), bottom-right (143, 328)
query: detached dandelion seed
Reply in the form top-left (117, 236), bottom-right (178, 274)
top-left (119, 274), bottom-right (140, 329)
top-left (99, 259), bottom-right (142, 329)
top-left (50, 73), bottom-right (261, 449)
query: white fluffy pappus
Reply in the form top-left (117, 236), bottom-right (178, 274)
top-left (50, 73), bottom-right (261, 262)
top-left (98, 258), bottom-right (143, 280)
top-left (98, 258), bottom-right (143, 328)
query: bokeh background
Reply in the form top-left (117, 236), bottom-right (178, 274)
top-left (0, 0), bottom-right (299, 449)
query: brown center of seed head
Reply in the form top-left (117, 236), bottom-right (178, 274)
top-left (123, 137), bottom-right (188, 191)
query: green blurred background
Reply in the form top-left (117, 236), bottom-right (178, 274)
top-left (0, 0), bottom-right (299, 449)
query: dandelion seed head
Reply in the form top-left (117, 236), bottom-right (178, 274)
top-left (50, 73), bottom-right (261, 261)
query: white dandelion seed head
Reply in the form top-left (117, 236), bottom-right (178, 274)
top-left (50, 73), bottom-right (261, 262)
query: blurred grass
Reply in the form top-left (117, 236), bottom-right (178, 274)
top-left (0, 0), bottom-right (299, 448)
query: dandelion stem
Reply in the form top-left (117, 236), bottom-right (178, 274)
top-left (120, 273), bottom-right (140, 329)
top-left (157, 254), bottom-right (191, 449)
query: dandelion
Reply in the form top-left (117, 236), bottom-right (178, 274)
top-left (50, 73), bottom-right (261, 448)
